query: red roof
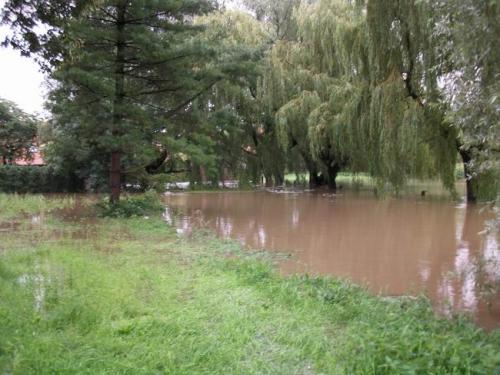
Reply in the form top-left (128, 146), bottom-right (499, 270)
top-left (14, 150), bottom-right (45, 165)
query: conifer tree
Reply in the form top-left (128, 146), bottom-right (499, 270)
top-left (3, 0), bottom-right (218, 201)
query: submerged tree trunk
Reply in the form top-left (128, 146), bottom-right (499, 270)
top-left (306, 160), bottom-right (318, 188)
top-left (274, 172), bottom-right (284, 186)
top-left (459, 148), bottom-right (477, 203)
top-left (308, 173), bottom-right (320, 189)
top-left (318, 154), bottom-right (342, 192)
top-left (326, 163), bottom-right (341, 191)
top-left (308, 168), bottom-right (324, 189)
top-left (264, 173), bottom-right (273, 187)
top-left (301, 151), bottom-right (324, 189)
top-left (109, 3), bottom-right (127, 203)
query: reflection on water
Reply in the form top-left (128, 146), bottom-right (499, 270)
top-left (165, 191), bottom-right (500, 329)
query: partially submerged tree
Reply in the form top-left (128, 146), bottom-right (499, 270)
top-left (0, 98), bottom-right (38, 164)
top-left (194, 10), bottom-right (287, 186)
top-left (365, 0), bottom-right (499, 201)
top-left (261, 0), bottom-right (471, 195)
top-left (364, 0), bottom-right (458, 193)
top-left (430, 0), bottom-right (500, 201)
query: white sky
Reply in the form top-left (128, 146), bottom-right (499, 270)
top-left (0, 0), bottom-right (47, 116)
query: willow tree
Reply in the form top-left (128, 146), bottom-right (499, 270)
top-left (429, 0), bottom-right (500, 201)
top-left (364, 0), bottom-right (458, 193)
top-left (366, 0), bottom-right (500, 201)
top-left (241, 0), bottom-right (300, 40)
top-left (194, 10), bottom-right (288, 186)
top-left (259, 27), bottom-right (347, 188)
top-left (261, 0), bottom-right (459, 194)
top-left (261, 0), bottom-right (367, 189)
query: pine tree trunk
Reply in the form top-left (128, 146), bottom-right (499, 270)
top-left (109, 2), bottom-right (127, 203)
top-left (199, 165), bottom-right (207, 184)
top-left (110, 152), bottom-right (121, 203)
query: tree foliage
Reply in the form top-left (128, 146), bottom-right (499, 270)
top-left (430, 0), bottom-right (500, 200)
top-left (0, 165), bottom-right (83, 193)
top-left (364, 0), bottom-right (458, 191)
top-left (1, 0), bottom-right (95, 71)
top-left (241, 0), bottom-right (300, 40)
top-left (193, 10), bottom-right (287, 186)
top-left (2, 0), bottom-right (497, 200)
top-left (259, 0), bottom-right (482, 194)
top-left (0, 98), bottom-right (37, 164)
top-left (5, 0), bottom-right (222, 200)
top-left (365, 0), bottom-right (499, 200)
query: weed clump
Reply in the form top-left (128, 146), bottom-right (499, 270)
top-left (96, 190), bottom-right (163, 218)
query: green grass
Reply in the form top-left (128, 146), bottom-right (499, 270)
top-left (0, 195), bottom-right (499, 374)
top-left (0, 193), bottom-right (76, 220)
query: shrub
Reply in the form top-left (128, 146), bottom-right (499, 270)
top-left (0, 165), bottom-right (83, 193)
top-left (96, 190), bottom-right (164, 218)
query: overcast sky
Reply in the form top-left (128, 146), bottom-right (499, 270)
top-left (0, 0), bottom-right (246, 117)
top-left (0, 0), bottom-right (47, 116)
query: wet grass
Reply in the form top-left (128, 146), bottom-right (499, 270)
top-left (0, 193), bottom-right (76, 220)
top-left (0, 195), bottom-right (499, 374)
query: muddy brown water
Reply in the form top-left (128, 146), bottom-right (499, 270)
top-left (164, 191), bottom-right (500, 330)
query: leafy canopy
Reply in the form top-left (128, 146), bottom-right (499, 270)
top-left (0, 98), bottom-right (38, 164)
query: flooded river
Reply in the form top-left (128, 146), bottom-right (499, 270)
top-left (164, 191), bottom-right (500, 329)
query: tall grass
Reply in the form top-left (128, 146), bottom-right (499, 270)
top-left (0, 194), bottom-right (76, 220)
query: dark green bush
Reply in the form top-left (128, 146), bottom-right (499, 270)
top-left (96, 190), bottom-right (164, 218)
top-left (0, 165), bottom-right (84, 193)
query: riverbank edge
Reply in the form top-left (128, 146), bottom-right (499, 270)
top-left (0, 198), bottom-right (499, 373)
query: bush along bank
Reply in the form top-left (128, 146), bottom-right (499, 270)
top-left (95, 190), bottom-right (164, 218)
top-left (0, 196), bottom-right (499, 373)
top-left (0, 165), bottom-right (84, 193)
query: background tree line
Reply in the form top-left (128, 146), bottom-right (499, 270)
top-left (1, 0), bottom-right (498, 201)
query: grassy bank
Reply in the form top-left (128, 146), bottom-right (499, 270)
top-left (0, 193), bottom-right (77, 219)
top-left (0, 196), bottom-right (499, 374)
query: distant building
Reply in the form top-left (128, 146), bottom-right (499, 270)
top-left (0, 144), bottom-right (45, 166)
top-left (15, 146), bottom-right (45, 166)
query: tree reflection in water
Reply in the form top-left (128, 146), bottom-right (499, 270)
top-left (165, 191), bottom-right (499, 329)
